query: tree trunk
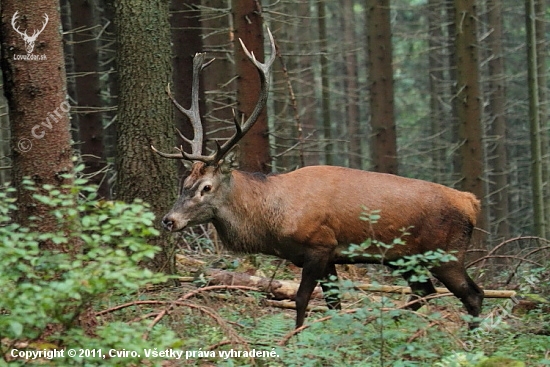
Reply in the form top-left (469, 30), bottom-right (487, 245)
top-left (535, 0), bottom-right (550, 239)
top-left (525, 0), bottom-right (546, 237)
top-left (60, 0), bottom-right (79, 147)
top-left (454, 0), bottom-right (487, 231)
top-left (71, 0), bottom-right (108, 198)
top-left (171, 0), bottom-right (204, 175)
top-left (200, 0), bottom-right (234, 154)
top-left (487, 0), bottom-right (510, 241)
top-left (428, 0), bottom-right (447, 184)
top-left (317, 0), bottom-right (333, 166)
top-left (231, 0), bottom-right (270, 173)
top-left (343, 0), bottom-right (362, 169)
top-left (1, 0), bottom-right (75, 251)
top-left (446, 0), bottom-right (461, 185)
top-left (100, 0), bottom-right (118, 199)
top-left (366, 0), bottom-right (398, 174)
top-left (114, 0), bottom-right (178, 275)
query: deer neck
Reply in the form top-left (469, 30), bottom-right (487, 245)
top-left (212, 170), bottom-right (280, 254)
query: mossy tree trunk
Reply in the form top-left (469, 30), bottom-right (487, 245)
top-left (114, 0), bottom-right (178, 275)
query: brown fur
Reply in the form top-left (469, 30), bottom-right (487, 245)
top-left (163, 165), bottom-right (484, 329)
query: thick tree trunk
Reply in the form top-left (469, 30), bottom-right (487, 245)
top-left (114, 0), bottom-right (178, 275)
top-left (231, 0), bottom-right (270, 173)
top-left (366, 0), bottom-right (398, 174)
top-left (1, 0), bottom-right (75, 251)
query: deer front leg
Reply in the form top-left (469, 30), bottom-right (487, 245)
top-left (295, 255), bottom-right (333, 328)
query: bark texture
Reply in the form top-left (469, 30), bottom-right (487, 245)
top-left (114, 0), bottom-right (178, 274)
top-left (367, 0), bottom-right (398, 174)
top-left (231, 0), bottom-right (270, 173)
top-left (1, 0), bottom-right (74, 250)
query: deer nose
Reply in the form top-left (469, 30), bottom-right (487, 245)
top-left (162, 216), bottom-right (174, 231)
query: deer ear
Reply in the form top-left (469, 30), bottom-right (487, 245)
top-left (182, 160), bottom-right (193, 171)
top-left (219, 145), bottom-right (240, 173)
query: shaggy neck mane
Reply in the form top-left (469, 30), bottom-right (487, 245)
top-left (211, 170), bottom-right (281, 255)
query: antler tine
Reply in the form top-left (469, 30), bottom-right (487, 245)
top-left (212, 28), bottom-right (276, 163)
top-left (37, 13), bottom-right (49, 35)
top-left (150, 144), bottom-right (185, 159)
top-left (11, 11), bottom-right (27, 37)
top-left (153, 53), bottom-right (214, 160)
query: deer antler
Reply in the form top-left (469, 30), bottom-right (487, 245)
top-left (152, 28), bottom-right (276, 165)
top-left (31, 13), bottom-right (49, 40)
top-left (11, 11), bottom-right (27, 38)
top-left (151, 54), bottom-right (214, 159)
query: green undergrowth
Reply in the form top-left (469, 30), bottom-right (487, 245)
top-left (0, 169), bottom-right (548, 366)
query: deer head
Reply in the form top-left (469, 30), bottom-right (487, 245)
top-left (151, 29), bottom-right (276, 231)
top-left (11, 11), bottom-right (49, 54)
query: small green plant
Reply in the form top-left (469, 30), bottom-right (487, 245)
top-left (0, 169), bottom-right (180, 365)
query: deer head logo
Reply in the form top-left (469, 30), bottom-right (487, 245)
top-left (11, 11), bottom-right (49, 54)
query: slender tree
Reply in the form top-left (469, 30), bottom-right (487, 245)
top-left (0, 75), bottom-right (9, 185)
top-left (343, 0), bottom-right (362, 169)
top-left (114, 0), bottom-right (178, 274)
top-left (71, 0), bottom-right (108, 197)
top-left (171, 0), bottom-right (204, 172)
top-left (428, 0), bottom-right (447, 183)
top-left (231, 0), bottom-right (270, 173)
top-left (366, 0), bottom-right (398, 174)
top-left (317, 0), bottom-right (333, 166)
top-left (487, 0), bottom-right (510, 241)
top-left (454, 0), bottom-right (486, 231)
top-left (200, 0), bottom-right (234, 149)
top-left (1, 0), bottom-right (75, 250)
top-left (525, 0), bottom-right (546, 237)
top-left (535, 0), bottom-right (550, 238)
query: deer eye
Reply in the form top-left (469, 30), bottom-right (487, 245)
top-left (202, 185), bottom-right (212, 193)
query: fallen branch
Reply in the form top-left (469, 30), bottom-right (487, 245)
top-left (185, 269), bottom-right (516, 300)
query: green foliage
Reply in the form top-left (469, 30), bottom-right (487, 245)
top-left (344, 208), bottom-right (457, 281)
top-left (0, 174), bottom-right (179, 365)
top-left (390, 250), bottom-right (457, 283)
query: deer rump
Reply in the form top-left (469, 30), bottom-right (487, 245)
top-left (209, 165), bottom-right (484, 329)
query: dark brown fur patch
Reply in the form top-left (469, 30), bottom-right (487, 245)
top-left (183, 161), bottom-right (207, 190)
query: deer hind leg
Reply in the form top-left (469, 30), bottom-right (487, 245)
top-left (320, 263), bottom-right (341, 310)
top-left (386, 265), bottom-right (437, 310)
top-left (430, 263), bottom-right (484, 329)
top-left (401, 270), bottom-right (437, 311)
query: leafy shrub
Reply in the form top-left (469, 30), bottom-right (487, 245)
top-left (0, 171), bottom-right (180, 365)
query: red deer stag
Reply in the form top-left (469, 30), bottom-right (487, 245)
top-left (152, 29), bottom-right (483, 329)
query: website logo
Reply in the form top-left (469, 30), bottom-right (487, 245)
top-left (11, 11), bottom-right (48, 61)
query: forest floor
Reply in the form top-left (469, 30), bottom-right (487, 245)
top-left (106, 241), bottom-right (550, 367)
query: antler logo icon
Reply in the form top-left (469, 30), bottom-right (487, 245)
top-left (11, 11), bottom-right (49, 54)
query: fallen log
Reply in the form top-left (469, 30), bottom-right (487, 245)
top-left (182, 269), bottom-right (516, 300)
